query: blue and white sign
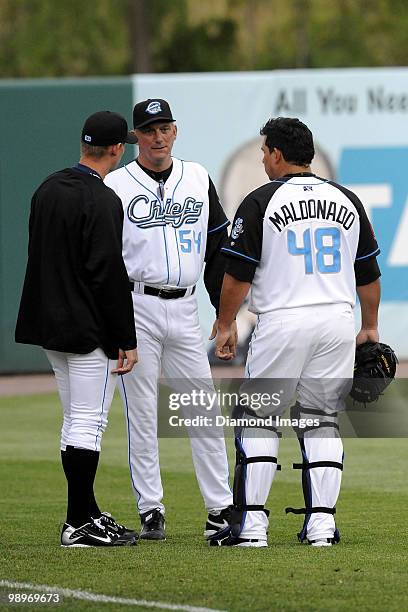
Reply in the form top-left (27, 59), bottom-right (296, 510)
top-left (133, 68), bottom-right (408, 357)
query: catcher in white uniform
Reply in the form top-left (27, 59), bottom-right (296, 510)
top-left (213, 117), bottom-right (381, 547)
top-left (105, 99), bottom-right (233, 540)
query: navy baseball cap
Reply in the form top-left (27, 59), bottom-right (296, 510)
top-left (81, 111), bottom-right (137, 146)
top-left (133, 99), bottom-right (175, 129)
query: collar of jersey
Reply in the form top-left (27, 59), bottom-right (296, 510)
top-left (124, 158), bottom-right (183, 207)
top-left (271, 172), bottom-right (329, 186)
top-left (282, 172), bottom-right (315, 178)
top-left (136, 158), bottom-right (173, 183)
top-left (73, 163), bottom-right (102, 180)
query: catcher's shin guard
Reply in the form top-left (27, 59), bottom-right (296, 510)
top-left (230, 428), bottom-right (280, 539)
top-left (286, 437), bottom-right (343, 544)
top-left (287, 405), bottom-right (343, 544)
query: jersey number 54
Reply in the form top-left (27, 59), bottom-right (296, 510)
top-left (179, 229), bottom-right (202, 254)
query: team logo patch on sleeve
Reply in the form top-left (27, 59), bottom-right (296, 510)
top-left (231, 217), bottom-right (244, 240)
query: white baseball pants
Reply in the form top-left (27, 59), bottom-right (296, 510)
top-left (45, 348), bottom-right (117, 452)
top-left (238, 303), bottom-right (355, 542)
top-left (119, 291), bottom-right (232, 515)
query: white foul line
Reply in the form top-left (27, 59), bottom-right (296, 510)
top-left (0, 581), bottom-right (227, 612)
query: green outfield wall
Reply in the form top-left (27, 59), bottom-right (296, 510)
top-left (0, 77), bottom-right (135, 373)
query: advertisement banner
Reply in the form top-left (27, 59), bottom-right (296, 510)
top-left (134, 69), bottom-right (408, 357)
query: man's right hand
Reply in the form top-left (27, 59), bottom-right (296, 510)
top-left (215, 324), bottom-right (238, 360)
top-left (356, 328), bottom-right (379, 346)
top-left (112, 348), bottom-right (138, 374)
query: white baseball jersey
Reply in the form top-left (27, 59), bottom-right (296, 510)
top-left (222, 172), bottom-right (380, 544)
top-left (222, 173), bottom-right (380, 314)
top-left (105, 156), bottom-right (232, 515)
top-left (105, 158), bottom-right (228, 288)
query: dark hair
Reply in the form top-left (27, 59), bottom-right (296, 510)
top-left (260, 117), bottom-right (314, 166)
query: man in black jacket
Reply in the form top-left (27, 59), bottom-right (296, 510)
top-left (16, 111), bottom-right (139, 547)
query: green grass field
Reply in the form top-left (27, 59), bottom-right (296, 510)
top-left (0, 391), bottom-right (407, 612)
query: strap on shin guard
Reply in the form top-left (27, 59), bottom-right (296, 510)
top-left (230, 437), bottom-right (280, 538)
top-left (290, 402), bottom-right (340, 436)
top-left (286, 434), bottom-right (343, 542)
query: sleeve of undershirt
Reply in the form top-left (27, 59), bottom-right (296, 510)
top-left (221, 194), bottom-right (264, 283)
top-left (353, 192), bottom-right (381, 286)
top-left (203, 177), bottom-right (230, 314)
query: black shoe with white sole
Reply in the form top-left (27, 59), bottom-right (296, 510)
top-left (204, 506), bottom-right (232, 540)
top-left (97, 512), bottom-right (139, 542)
top-left (209, 533), bottom-right (267, 547)
top-left (61, 519), bottom-right (138, 547)
top-left (140, 509), bottom-right (165, 540)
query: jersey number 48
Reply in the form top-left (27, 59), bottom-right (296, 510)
top-left (287, 227), bottom-right (341, 274)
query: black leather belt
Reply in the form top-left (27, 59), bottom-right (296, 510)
top-left (129, 282), bottom-right (195, 299)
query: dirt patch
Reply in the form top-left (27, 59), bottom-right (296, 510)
top-left (0, 374), bottom-right (57, 397)
top-left (1, 363), bottom-right (406, 397)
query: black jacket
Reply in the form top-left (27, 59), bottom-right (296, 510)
top-left (15, 167), bottom-right (136, 359)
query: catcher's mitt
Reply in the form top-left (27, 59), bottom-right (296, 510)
top-left (350, 342), bottom-right (398, 404)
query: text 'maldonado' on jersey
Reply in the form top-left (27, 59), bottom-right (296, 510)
top-left (105, 158), bottom-right (229, 288)
top-left (222, 173), bottom-right (380, 314)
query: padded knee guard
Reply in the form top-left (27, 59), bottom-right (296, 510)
top-left (290, 401), bottom-right (340, 437)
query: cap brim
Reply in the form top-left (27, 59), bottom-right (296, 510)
top-left (125, 132), bottom-right (138, 144)
top-left (134, 116), bottom-right (175, 129)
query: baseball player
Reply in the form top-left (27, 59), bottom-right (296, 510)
top-left (15, 111), bottom-right (139, 547)
top-left (212, 117), bottom-right (381, 547)
top-left (105, 98), bottom-right (233, 540)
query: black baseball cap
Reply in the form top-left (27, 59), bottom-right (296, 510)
top-left (81, 111), bottom-right (137, 146)
top-left (133, 99), bottom-right (175, 129)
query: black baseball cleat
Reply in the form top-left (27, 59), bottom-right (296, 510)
top-left (209, 533), bottom-right (267, 547)
top-left (61, 519), bottom-right (138, 547)
top-left (309, 539), bottom-right (333, 547)
top-left (140, 509), bottom-right (166, 540)
top-left (306, 528), bottom-right (340, 547)
top-left (204, 506), bottom-right (232, 540)
top-left (96, 512), bottom-right (139, 543)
